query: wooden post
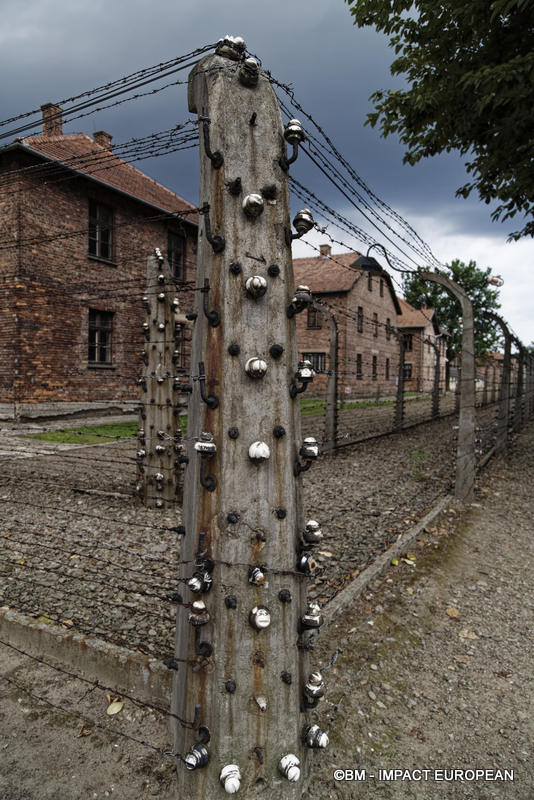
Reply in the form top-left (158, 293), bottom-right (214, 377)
top-left (419, 272), bottom-right (475, 503)
top-left (137, 250), bottom-right (185, 507)
top-left (171, 39), bottom-right (323, 799)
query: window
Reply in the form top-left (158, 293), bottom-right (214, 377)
top-left (357, 306), bottom-right (363, 333)
top-left (380, 279), bottom-right (384, 297)
top-left (306, 307), bottom-right (322, 330)
top-left (368, 272), bottom-right (373, 291)
top-left (386, 318), bottom-right (391, 340)
top-left (373, 312), bottom-right (378, 337)
top-left (403, 363), bottom-right (413, 380)
top-left (385, 357), bottom-right (390, 380)
top-left (88, 200), bottom-right (113, 260)
top-left (88, 309), bottom-right (113, 364)
top-left (404, 333), bottom-right (413, 352)
top-left (372, 355), bottom-right (377, 381)
top-left (168, 232), bottom-right (185, 281)
top-left (356, 353), bottom-right (362, 379)
top-left (302, 352), bottom-right (326, 372)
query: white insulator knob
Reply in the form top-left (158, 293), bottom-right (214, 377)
top-left (245, 275), bottom-right (267, 299)
top-left (242, 193), bottom-right (264, 218)
top-left (248, 441), bottom-right (270, 462)
top-left (220, 764), bottom-right (241, 794)
top-left (249, 605), bottom-right (271, 630)
top-left (245, 357), bottom-right (268, 379)
top-left (279, 754), bottom-right (301, 782)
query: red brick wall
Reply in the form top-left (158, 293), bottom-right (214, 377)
top-left (295, 271), bottom-right (400, 399)
top-left (0, 149), bottom-right (197, 405)
top-left (401, 325), bottom-right (448, 393)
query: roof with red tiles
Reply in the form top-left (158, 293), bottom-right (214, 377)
top-left (397, 297), bottom-right (437, 329)
top-left (16, 133), bottom-right (196, 221)
top-left (293, 250), bottom-right (363, 294)
top-left (293, 246), bottom-right (402, 314)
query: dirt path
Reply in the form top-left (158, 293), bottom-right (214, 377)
top-left (307, 422), bottom-right (534, 800)
top-left (1, 423), bottom-right (533, 799)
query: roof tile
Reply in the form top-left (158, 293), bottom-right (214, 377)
top-left (293, 251), bottom-right (362, 293)
top-left (20, 134), bottom-right (196, 220)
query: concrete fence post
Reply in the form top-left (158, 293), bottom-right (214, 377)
top-left (483, 312), bottom-right (511, 455)
top-left (136, 250), bottom-right (186, 507)
top-left (171, 39), bottom-right (324, 799)
top-left (425, 337), bottom-right (441, 420)
top-left (419, 272), bottom-right (475, 503)
top-left (512, 338), bottom-right (525, 433)
top-left (394, 331), bottom-right (406, 431)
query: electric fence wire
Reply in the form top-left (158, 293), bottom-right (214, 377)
top-left (0, 42), bottom-right (218, 142)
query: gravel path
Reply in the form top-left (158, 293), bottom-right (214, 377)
top-left (0, 412), bottom-right (461, 657)
top-left (1, 420), bottom-right (532, 799)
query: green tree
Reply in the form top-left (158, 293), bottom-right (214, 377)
top-left (403, 260), bottom-right (502, 363)
top-left (345, 0), bottom-right (534, 239)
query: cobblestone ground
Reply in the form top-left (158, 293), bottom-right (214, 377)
top-left (1, 420), bottom-right (532, 799)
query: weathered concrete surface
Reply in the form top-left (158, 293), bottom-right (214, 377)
top-left (0, 608), bottom-right (172, 706)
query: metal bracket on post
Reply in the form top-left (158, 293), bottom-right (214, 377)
top-left (200, 108), bottom-right (223, 169)
top-left (201, 204), bottom-right (225, 253)
top-left (197, 362), bottom-right (219, 409)
top-left (200, 278), bottom-right (220, 327)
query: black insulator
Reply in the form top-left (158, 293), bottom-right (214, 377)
top-left (170, 525), bottom-right (186, 535)
top-left (281, 671), bottom-right (292, 685)
top-left (261, 184), bottom-right (277, 200)
top-left (267, 264), bottom-right (280, 277)
top-left (276, 508), bottom-right (287, 519)
top-left (185, 312), bottom-right (198, 321)
top-left (227, 513), bottom-right (240, 524)
top-left (228, 343), bottom-right (240, 356)
top-left (270, 344), bottom-right (284, 359)
top-left (279, 589), bottom-right (292, 603)
top-left (197, 726), bottom-right (211, 744)
top-left (273, 426), bottom-right (286, 439)
top-left (225, 595), bottom-right (238, 609)
top-left (227, 178), bottom-right (242, 196)
top-left (229, 261), bottom-right (242, 275)
top-left (228, 427), bottom-right (239, 439)
top-left (225, 680), bottom-right (237, 694)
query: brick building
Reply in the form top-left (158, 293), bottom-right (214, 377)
top-left (293, 245), bottom-right (402, 398)
top-left (0, 103), bottom-right (197, 420)
top-left (396, 298), bottom-right (447, 392)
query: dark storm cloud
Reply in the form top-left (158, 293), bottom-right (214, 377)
top-left (1, 0), bottom-right (532, 339)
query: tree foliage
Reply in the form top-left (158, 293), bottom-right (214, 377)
top-left (345, 0), bottom-right (534, 239)
top-left (403, 260), bottom-right (502, 360)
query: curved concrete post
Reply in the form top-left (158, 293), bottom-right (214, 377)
top-left (424, 336), bottom-right (441, 420)
top-left (419, 272), bottom-right (475, 503)
top-left (483, 312), bottom-right (511, 454)
top-left (511, 337), bottom-right (525, 433)
top-left (393, 329), bottom-right (406, 431)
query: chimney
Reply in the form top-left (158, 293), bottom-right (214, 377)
top-left (94, 131), bottom-right (113, 150)
top-left (41, 103), bottom-right (63, 137)
top-left (319, 244), bottom-right (331, 258)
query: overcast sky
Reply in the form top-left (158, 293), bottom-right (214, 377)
top-left (1, 0), bottom-right (532, 344)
